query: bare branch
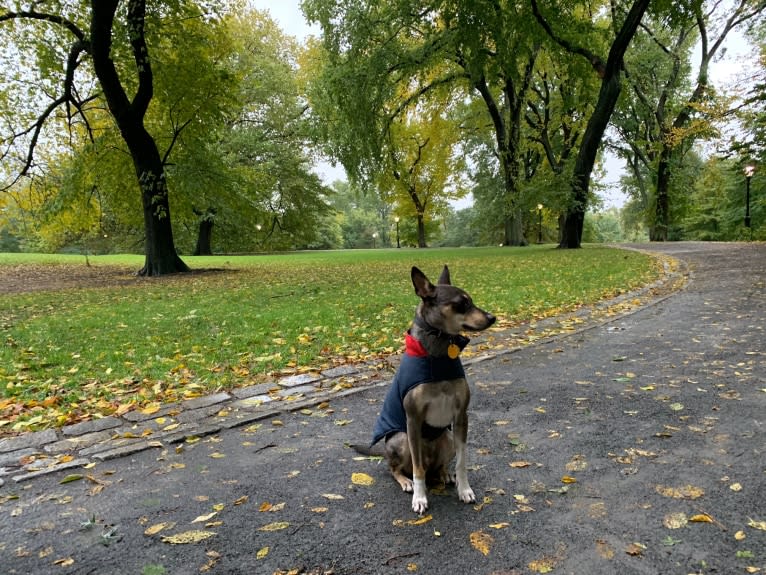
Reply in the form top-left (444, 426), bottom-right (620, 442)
top-left (0, 7), bottom-right (86, 43)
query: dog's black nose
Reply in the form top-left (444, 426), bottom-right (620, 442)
top-left (487, 313), bottom-right (496, 325)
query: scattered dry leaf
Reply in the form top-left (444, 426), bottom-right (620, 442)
top-left (144, 522), bottom-right (176, 536)
top-left (625, 542), bottom-right (645, 556)
top-left (528, 558), bottom-right (555, 573)
top-left (258, 522), bottom-right (290, 532)
top-left (663, 512), bottom-right (688, 529)
top-left (469, 530), bottom-right (493, 556)
top-left (351, 472), bottom-right (375, 486)
top-left (595, 540), bottom-right (615, 560)
top-left (747, 518), bottom-right (766, 531)
top-left (655, 485), bottom-right (705, 500)
top-left (161, 530), bottom-right (216, 544)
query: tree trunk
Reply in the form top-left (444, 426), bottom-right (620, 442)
top-left (193, 208), bottom-right (215, 256)
top-left (504, 211), bottom-right (527, 246)
top-left (552, 0), bottom-right (650, 248)
top-left (651, 148), bottom-right (671, 241)
top-left (90, 0), bottom-right (188, 276)
top-left (194, 220), bottom-right (213, 255)
top-left (133, 142), bottom-right (189, 275)
top-left (416, 213), bottom-right (427, 248)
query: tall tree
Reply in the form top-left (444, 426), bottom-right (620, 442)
top-left (303, 0), bottom-right (542, 245)
top-left (0, 1), bottom-right (216, 274)
top-left (532, 0), bottom-right (650, 248)
top-left (381, 101), bottom-right (468, 247)
top-left (649, 0), bottom-right (766, 240)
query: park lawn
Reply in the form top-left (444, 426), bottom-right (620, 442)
top-left (0, 246), bottom-right (661, 433)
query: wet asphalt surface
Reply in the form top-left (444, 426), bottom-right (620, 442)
top-left (0, 242), bottom-right (764, 575)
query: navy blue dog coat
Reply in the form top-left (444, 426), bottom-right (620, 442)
top-left (371, 333), bottom-right (467, 446)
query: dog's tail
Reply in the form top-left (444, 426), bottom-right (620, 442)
top-left (349, 443), bottom-right (384, 456)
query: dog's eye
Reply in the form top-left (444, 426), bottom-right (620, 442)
top-left (453, 297), bottom-right (471, 314)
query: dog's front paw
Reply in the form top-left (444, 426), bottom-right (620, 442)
top-left (411, 493), bottom-right (429, 514)
top-left (458, 484), bottom-right (475, 503)
top-left (411, 478), bottom-right (428, 513)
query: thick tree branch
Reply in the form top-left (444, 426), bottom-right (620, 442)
top-left (127, 0), bottom-right (153, 119)
top-left (530, 0), bottom-right (606, 77)
top-left (0, 8), bottom-right (86, 43)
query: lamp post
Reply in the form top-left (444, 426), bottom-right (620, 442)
top-left (537, 204), bottom-right (543, 244)
top-left (394, 216), bottom-right (400, 248)
top-left (372, 232), bottom-right (378, 248)
top-left (744, 165), bottom-right (755, 229)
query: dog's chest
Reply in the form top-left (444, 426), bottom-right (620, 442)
top-left (419, 380), bottom-right (466, 428)
top-left (425, 395), bottom-right (456, 428)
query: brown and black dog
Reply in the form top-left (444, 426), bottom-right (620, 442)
top-left (368, 265), bottom-right (495, 513)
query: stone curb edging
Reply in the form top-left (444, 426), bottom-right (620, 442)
top-left (0, 248), bottom-right (686, 487)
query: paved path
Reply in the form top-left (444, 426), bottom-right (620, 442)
top-left (0, 242), bottom-right (764, 575)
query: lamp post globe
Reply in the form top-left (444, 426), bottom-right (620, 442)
top-left (537, 204), bottom-right (543, 244)
top-left (744, 165), bottom-right (755, 229)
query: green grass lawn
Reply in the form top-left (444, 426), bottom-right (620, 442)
top-left (0, 246), bottom-right (661, 433)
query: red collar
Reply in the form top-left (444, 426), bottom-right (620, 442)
top-left (404, 333), bottom-right (428, 357)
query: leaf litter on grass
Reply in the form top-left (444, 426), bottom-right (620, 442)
top-left (0, 247), bottom-right (663, 433)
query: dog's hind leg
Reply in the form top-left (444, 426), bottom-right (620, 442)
top-left (385, 433), bottom-right (414, 492)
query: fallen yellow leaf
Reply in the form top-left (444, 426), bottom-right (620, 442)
top-left (747, 518), bottom-right (766, 531)
top-left (256, 547), bottom-right (269, 560)
top-left (663, 512), bottom-right (688, 529)
top-left (489, 522), bottom-right (510, 529)
top-left (351, 472), bottom-right (375, 486)
top-left (141, 402), bottom-right (161, 415)
top-left (528, 558), bottom-right (555, 573)
top-left (689, 513), bottom-right (714, 523)
top-left (407, 514), bottom-right (433, 526)
top-left (509, 461), bottom-right (531, 468)
top-left (561, 475), bottom-right (577, 484)
top-left (191, 512), bottom-right (218, 524)
top-left (144, 522), bottom-right (176, 536)
top-left (258, 522), bottom-right (290, 532)
top-left (322, 493), bottom-right (345, 500)
top-left (655, 484), bottom-right (705, 500)
top-left (735, 531), bottom-right (747, 541)
top-left (469, 530), bottom-right (493, 556)
top-left (161, 530), bottom-right (216, 544)
top-left (233, 496), bottom-right (248, 506)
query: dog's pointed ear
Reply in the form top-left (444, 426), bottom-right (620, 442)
top-left (411, 266), bottom-right (436, 299)
top-left (437, 265), bottom-right (451, 285)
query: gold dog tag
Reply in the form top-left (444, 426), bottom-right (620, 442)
top-left (448, 343), bottom-right (460, 359)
